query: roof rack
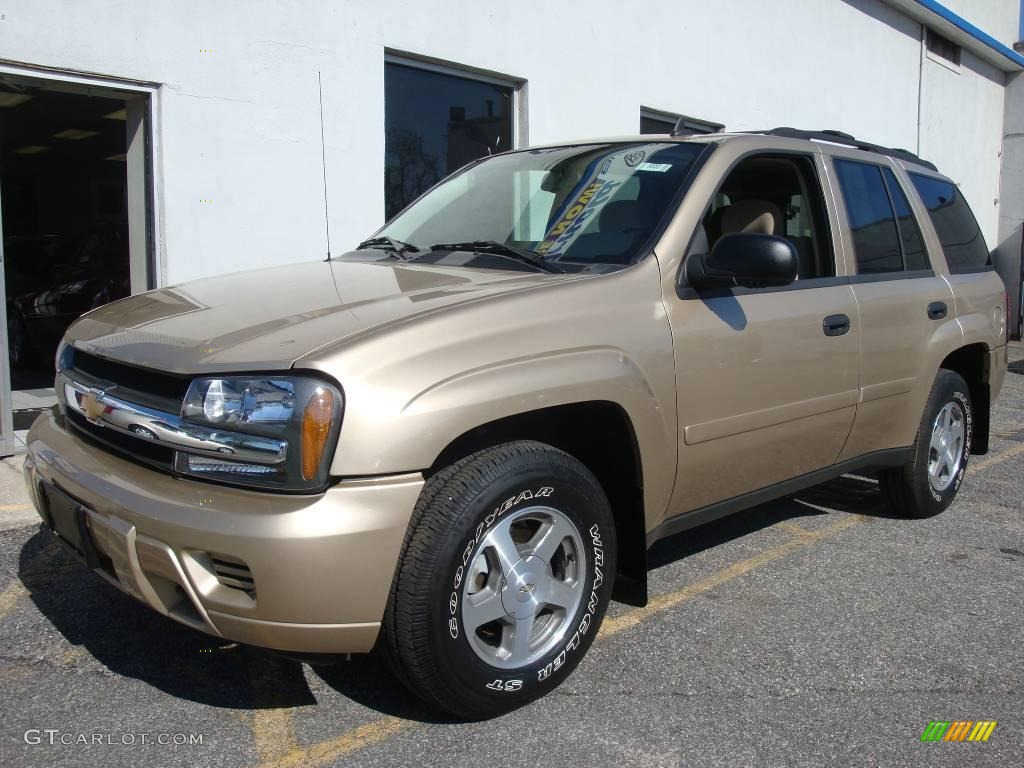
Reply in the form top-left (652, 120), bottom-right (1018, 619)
top-left (748, 127), bottom-right (937, 171)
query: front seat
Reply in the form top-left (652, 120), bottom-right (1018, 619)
top-left (719, 199), bottom-right (816, 278)
top-left (720, 199), bottom-right (782, 236)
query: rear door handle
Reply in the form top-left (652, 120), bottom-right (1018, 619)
top-left (823, 314), bottom-right (851, 337)
top-left (927, 301), bottom-right (947, 320)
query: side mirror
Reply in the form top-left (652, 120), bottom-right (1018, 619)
top-left (683, 233), bottom-right (798, 291)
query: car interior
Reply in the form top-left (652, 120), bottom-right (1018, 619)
top-left (693, 155), bottom-right (836, 280)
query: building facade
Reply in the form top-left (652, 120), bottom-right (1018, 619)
top-left (1, 0), bottom-right (1022, 452)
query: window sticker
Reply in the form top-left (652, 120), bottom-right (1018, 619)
top-left (636, 162), bottom-right (671, 172)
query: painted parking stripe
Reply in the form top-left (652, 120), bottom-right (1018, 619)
top-left (969, 442), bottom-right (1024, 473)
top-left (255, 514), bottom-right (866, 768)
top-left (258, 717), bottom-right (412, 768)
top-left (598, 514), bottom-right (864, 640)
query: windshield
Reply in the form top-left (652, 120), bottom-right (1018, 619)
top-left (373, 141), bottom-right (706, 270)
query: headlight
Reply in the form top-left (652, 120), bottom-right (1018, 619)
top-left (55, 338), bottom-right (71, 374)
top-left (177, 375), bottom-right (343, 491)
top-left (183, 378), bottom-right (297, 425)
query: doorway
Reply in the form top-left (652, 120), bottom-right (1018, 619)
top-left (0, 72), bottom-right (153, 455)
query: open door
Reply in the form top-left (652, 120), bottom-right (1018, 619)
top-left (0, 215), bottom-right (13, 457)
top-left (0, 73), bottom-right (152, 453)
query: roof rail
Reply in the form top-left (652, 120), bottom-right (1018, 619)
top-left (750, 127), bottom-right (938, 171)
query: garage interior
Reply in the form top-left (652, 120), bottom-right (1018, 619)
top-left (1, 75), bottom-right (147, 449)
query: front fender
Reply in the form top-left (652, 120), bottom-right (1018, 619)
top-left (300, 259), bottom-right (678, 527)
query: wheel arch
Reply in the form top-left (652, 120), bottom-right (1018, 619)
top-left (429, 401), bottom-right (649, 606)
top-left (939, 343), bottom-right (991, 455)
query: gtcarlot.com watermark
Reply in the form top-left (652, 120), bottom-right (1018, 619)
top-left (24, 729), bottom-right (204, 746)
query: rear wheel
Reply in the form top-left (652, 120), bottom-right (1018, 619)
top-left (880, 370), bottom-right (972, 518)
top-left (380, 441), bottom-right (616, 719)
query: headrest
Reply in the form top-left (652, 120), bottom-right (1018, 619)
top-left (721, 199), bottom-right (782, 236)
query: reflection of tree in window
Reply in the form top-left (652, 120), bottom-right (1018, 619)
top-left (385, 128), bottom-right (440, 220)
top-left (384, 62), bottom-right (513, 221)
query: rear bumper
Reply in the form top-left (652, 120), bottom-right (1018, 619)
top-left (24, 411), bottom-right (423, 654)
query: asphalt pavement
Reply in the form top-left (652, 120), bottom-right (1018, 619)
top-left (1, 344), bottom-right (1022, 767)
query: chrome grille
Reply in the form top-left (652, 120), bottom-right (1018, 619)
top-left (57, 346), bottom-right (288, 474)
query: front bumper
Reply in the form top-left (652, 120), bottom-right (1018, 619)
top-left (24, 410), bottom-right (423, 654)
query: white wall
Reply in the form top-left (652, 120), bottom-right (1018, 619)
top-left (935, 0), bottom-right (1020, 46)
top-left (920, 46), bottom-right (1007, 244)
top-left (0, 0), bottom-right (1013, 283)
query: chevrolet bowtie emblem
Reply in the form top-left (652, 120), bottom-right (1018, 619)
top-left (82, 392), bottom-right (105, 422)
top-left (519, 583), bottom-right (535, 595)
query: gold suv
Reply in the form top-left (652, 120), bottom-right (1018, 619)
top-left (24, 128), bottom-right (1008, 718)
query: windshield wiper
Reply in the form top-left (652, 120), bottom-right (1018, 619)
top-left (428, 240), bottom-right (564, 273)
top-left (355, 236), bottom-right (420, 259)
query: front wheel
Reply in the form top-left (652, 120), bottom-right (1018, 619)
top-left (880, 369), bottom-right (972, 518)
top-left (380, 441), bottom-right (616, 719)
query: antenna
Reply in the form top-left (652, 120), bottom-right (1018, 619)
top-left (318, 71), bottom-right (332, 261)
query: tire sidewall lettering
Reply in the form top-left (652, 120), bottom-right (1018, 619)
top-left (442, 482), bottom-right (610, 693)
top-left (927, 389), bottom-right (972, 503)
top-left (537, 521), bottom-right (603, 684)
top-left (447, 485), bottom-right (554, 640)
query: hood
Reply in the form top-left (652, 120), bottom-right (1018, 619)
top-left (66, 259), bottom-right (569, 374)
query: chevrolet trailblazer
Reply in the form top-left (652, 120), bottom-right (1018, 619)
top-left (24, 127), bottom-right (1008, 718)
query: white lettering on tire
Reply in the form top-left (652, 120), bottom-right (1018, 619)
top-left (485, 679), bottom-right (522, 692)
top-left (929, 392), bottom-right (972, 502)
top-left (537, 522), bottom-right (604, 683)
top-left (448, 486), bottom-right (555, 640)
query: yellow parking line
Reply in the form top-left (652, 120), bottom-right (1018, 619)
top-left (969, 442), bottom-right (1024, 473)
top-left (0, 541), bottom-right (66, 622)
top-left (61, 646), bottom-right (88, 667)
top-left (0, 504), bottom-right (32, 512)
top-left (774, 520), bottom-right (816, 538)
top-left (0, 580), bottom-right (28, 621)
top-left (281, 427), bottom-right (1024, 767)
top-left (598, 515), bottom-right (865, 640)
top-left (6, 439), bottom-right (1017, 766)
top-left (252, 708), bottom-right (300, 764)
top-left (257, 716), bottom-right (412, 768)
top-left (252, 514), bottom-right (866, 767)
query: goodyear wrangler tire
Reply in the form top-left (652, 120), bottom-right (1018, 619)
top-left (380, 441), bottom-right (616, 719)
top-left (880, 370), bottom-right (972, 519)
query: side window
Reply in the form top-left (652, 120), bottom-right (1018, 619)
top-left (881, 168), bottom-right (929, 271)
top-left (909, 173), bottom-right (991, 273)
top-left (833, 160), bottom-right (903, 274)
top-left (702, 154), bottom-right (834, 279)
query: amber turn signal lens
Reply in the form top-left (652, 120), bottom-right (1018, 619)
top-left (301, 388), bottom-right (334, 481)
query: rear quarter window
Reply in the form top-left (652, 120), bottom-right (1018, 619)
top-left (908, 174), bottom-right (991, 273)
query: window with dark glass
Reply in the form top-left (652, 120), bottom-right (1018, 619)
top-left (909, 173), bottom-right (991, 273)
top-left (384, 62), bottom-right (513, 220)
top-left (881, 167), bottom-right (929, 271)
top-left (926, 29), bottom-right (961, 66)
top-left (834, 160), bottom-right (903, 274)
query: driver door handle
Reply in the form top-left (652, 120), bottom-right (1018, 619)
top-left (823, 314), bottom-right (851, 337)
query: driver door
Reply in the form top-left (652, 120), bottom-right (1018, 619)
top-left (664, 150), bottom-right (861, 515)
